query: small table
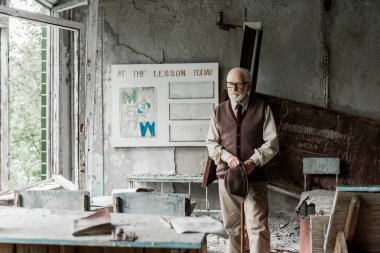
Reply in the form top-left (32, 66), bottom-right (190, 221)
top-left (0, 206), bottom-right (207, 252)
top-left (127, 174), bottom-right (216, 211)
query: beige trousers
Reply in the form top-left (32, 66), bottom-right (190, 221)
top-left (219, 180), bottom-right (270, 253)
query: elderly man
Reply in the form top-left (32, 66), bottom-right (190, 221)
top-left (206, 67), bottom-right (279, 253)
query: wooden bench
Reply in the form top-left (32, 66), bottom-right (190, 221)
top-left (113, 192), bottom-right (191, 216)
top-left (15, 190), bottom-right (90, 211)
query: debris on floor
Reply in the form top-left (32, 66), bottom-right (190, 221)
top-left (207, 211), bottom-right (300, 253)
top-left (269, 211), bottom-right (299, 252)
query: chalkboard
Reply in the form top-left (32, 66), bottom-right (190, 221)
top-left (256, 93), bottom-right (380, 191)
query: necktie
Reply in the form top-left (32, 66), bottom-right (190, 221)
top-left (236, 104), bottom-right (242, 158)
top-left (236, 104), bottom-right (242, 123)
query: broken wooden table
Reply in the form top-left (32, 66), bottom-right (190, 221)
top-left (0, 206), bottom-right (207, 253)
top-left (324, 186), bottom-right (380, 253)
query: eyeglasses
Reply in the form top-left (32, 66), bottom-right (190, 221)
top-left (226, 82), bottom-right (249, 89)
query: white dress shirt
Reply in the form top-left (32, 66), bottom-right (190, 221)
top-left (206, 96), bottom-right (279, 166)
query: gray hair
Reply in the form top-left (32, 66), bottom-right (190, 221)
top-left (226, 67), bottom-right (252, 83)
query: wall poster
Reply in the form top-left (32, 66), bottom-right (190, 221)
top-left (111, 63), bottom-right (219, 147)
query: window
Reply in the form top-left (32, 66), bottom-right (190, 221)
top-left (0, 2), bottom-right (83, 191)
top-left (8, 1), bottom-right (49, 187)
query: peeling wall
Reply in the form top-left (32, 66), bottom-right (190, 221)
top-left (329, 0), bottom-right (380, 119)
top-left (87, 0), bottom-right (380, 209)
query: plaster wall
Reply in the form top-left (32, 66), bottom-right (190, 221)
top-left (89, 0), bottom-right (380, 210)
top-left (329, 0), bottom-right (380, 119)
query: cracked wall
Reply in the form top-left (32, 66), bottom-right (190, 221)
top-left (92, 0), bottom-right (380, 209)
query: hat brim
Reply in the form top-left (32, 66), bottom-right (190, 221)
top-left (224, 164), bottom-right (249, 203)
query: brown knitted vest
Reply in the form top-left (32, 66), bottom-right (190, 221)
top-left (215, 98), bottom-right (267, 181)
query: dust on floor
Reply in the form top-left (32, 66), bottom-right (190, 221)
top-left (207, 211), bottom-right (300, 253)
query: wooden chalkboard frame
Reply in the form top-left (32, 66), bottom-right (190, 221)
top-left (256, 93), bottom-right (380, 191)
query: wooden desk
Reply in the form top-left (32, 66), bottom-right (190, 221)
top-left (0, 206), bottom-right (206, 253)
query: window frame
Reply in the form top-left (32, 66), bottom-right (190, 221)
top-left (0, 4), bottom-right (85, 191)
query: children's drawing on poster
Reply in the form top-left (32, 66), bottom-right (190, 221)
top-left (119, 87), bottom-right (156, 138)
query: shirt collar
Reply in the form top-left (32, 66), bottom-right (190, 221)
top-left (231, 95), bottom-right (249, 111)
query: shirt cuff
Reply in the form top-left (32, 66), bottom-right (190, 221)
top-left (221, 150), bottom-right (233, 163)
top-left (249, 153), bottom-right (261, 167)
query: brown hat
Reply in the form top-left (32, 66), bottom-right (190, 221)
top-left (224, 164), bottom-right (249, 203)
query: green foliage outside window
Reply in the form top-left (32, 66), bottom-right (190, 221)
top-left (8, 0), bottom-right (48, 187)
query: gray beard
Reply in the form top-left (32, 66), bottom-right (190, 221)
top-left (229, 93), bottom-right (246, 103)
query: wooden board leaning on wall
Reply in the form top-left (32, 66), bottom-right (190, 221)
top-left (256, 93), bottom-right (380, 192)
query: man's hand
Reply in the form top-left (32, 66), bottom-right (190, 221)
top-left (244, 160), bottom-right (256, 175)
top-left (227, 155), bottom-right (240, 168)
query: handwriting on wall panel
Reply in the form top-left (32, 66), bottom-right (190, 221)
top-left (256, 93), bottom-right (380, 190)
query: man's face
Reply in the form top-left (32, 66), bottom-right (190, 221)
top-left (227, 70), bottom-right (251, 103)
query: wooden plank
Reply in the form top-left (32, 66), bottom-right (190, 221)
top-left (47, 245), bottom-right (60, 253)
top-left (15, 190), bottom-right (90, 211)
top-left (49, 20), bottom-right (60, 178)
top-left (334, 231), bottom-right (348, 253)
top-left (338, 186), bottom-right (380, 192)
top-left (74, 20), bottom-right (83, 190)
top-left (201, 156), bottom-right (217, 188)
top-left (310, 215), bottom-right (330, 253)
top-left (14, 194), bottom-right (21, 207)
top-left (83, 0), bottom-right (100, 195)
top-left (52, 175), bottom-right (76, 190)
top-left (28, 245), bottom-right (49, 253)
top-left (15, 245), bottom-right (28, 253)
top-left (324, 188), bottom-right (380, 253)
top-left (113, 195), bottom-right (120, 213)
top-left (0, 180), bottom-right (63, 206)
top-left (128, 174), bottom-right (203, 183)
top-left (303, 157), bottom-right (340, 175)
top-left (114, 192), bottom-right (191, 216)
top-left (0, 245), bottom-right (205, 253)
top-left (343, 196), bottom-right (360, 246)
top-left (0, 244), bottom-right (15, 253)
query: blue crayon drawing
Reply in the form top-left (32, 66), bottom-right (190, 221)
top-left (139, 121), bottom-right (156, 137)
